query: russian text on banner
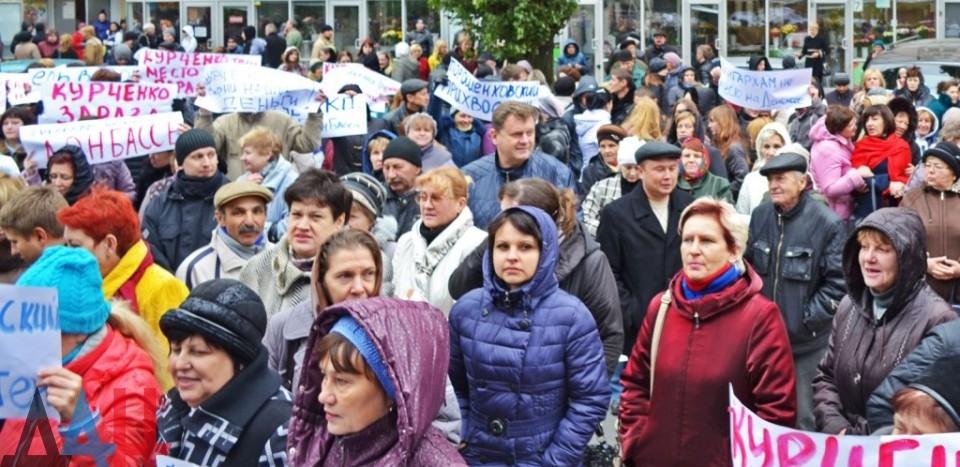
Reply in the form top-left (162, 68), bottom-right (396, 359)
top-left (40, 81), bottom-right (176, 123)
top-left (20, 112), bottom-right (184, 168)
top-left (137, 49), bottom-right (261, 98)
top-left (195, 64), bottom-right (321, 122)
top-left (321, 94), bottom-right (368, 138)
top-left (320, 63), bottom-right (400, 99)
top-left (718, 58), bottom-right (812, 111)
top-left (729, 385), bottom-right (960, 466)
top-left (434, 58), bottom-right (540, 121)
top-left (0, 73), bottom-right (34, 108)
top-left (0, 284), bottom-right (60, 421)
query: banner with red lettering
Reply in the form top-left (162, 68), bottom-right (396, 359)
top-left (729, 385), bottom-right (960, 466)
top-left (136, 49), bottom-right (261, 97)
top-left (40, 81), bottom-right (176, 123)
top-left (20, 112), bottom-right (183, 168)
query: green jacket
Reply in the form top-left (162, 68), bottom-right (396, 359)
top-left (677, 173), bottom-right (733, 203)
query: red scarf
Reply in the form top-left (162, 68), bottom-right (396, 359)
top-left (851, 135), bottom-right (912, 183)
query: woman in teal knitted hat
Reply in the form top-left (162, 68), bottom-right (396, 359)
top-left (0, 246), bottom-right (165, 464)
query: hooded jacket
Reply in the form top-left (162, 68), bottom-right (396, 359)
top-left (927, 93), bottom-right (959, 123)
top-left (900, 178), bottom-right (960, 305)
top-left (49, 145), bottom-right (95, 205)
top-left (747, 54), bottom-right (772, 71)
top-left (812, 208), bottom-right (957, 434)
top-left (574, 109), bottom-right (612, 169)
top-left (809, 115), bottom-right (863, 221)
top-left (619, 264), bottom-right (797, 466)
top-left (461, 151), bottom-right (576, 229)
top-left (0, 319), bottom-right (161, 466)
top-left (449, 206), bottom-right (609, 466)
top-left (557, 39), bottom-right (588, 70)
top-left (914, 106), bottom-right (940, 154)
top-left (745, 190), bottom-right (847, 354)
top-left (180, 25), bottom-right (197, 53)
top-left (287, 298), bottom-right (466, 466)
top-left (361, 129), bottom-right (397, 179)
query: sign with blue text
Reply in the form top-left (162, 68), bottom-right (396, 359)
top-left (718, 58), bottom-right (812, 111)
top-left (434, 58), bottom-right (541, 121)
top-left (196, 64), bottom-right (321, 122)
top-left (321, 94), bottom-right (368, 138)
top-left (0, 284), bottom-right (60, 421)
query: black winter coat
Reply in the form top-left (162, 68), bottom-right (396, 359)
top-left (813, 208), bottom-right (956, 434)
top-left (537, 118), bottom-right (574, 171)
top-left (263, 33), bottom-right (286, 68)
top-left (597, 188), bottom-right (692, 354)
top-left (745, 191), bottom-right (847, 354)
top-left (867, 320), bottom-right (960, 432)
top-left (382, 189), bottom-right (419, 240)
top-left (578, 155), bottom-right (616, 197)
top-left (448, 221), bottom-right (624, 376)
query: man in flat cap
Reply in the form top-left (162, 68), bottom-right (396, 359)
top-left (596, 140), bottom-right (692, 412)
top-left (373, 78), bottom-right (431, 135)
top-left (745, 149), bottom-right (845, 430)
top-left (176, 181), bottom-right (274, 289)
top-left (825, 73), bottom-right (853, 107)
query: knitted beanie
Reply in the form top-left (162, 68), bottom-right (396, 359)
top-left (923, 141), bottom-right (960, 177)
top-left (382, 136), bottom-right (422, 168)
top-left (16, 246), bottom-right (111, 335)
top-left (340, 172), bottom-right (387, 217)
top-left (330, 315), bottom-right (396, 399)
top-left (175, 128), bottom-right (216, 164)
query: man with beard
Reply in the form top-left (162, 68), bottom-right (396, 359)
top-left (381, 136), bottom-right (423, 239)
top-left (194, 84), bottom-right (323, 179)
top-left (176, 181), bottom-right (274, 289)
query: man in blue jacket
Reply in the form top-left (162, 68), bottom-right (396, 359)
top-left (462, 102), bottom-right (576, 229)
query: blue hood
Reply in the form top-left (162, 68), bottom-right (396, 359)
top-left (481, 206), bottom-right (559, 305)
top-left (562, 39), bottom-right (581, 57)
top-left (360, 129), bottom-right (397, 175)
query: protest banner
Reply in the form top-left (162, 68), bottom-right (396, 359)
top-left (40, 81), bottom-right (176, 123)
top-left (0, 284), bottom-right (59, 421)
top-left (729, 385), bottom-right (960, 466)
top-left (434, 59), bottom-right (540, 121)
top-left (27, 66), bottom-right (139, 88)
top-left (718, 58), bottom-right (812, 111)
top-left (0, 73), bottom-right (36, 107)
top-left (156, 455), bottom-right (201, 467)
top-left (137, 49), bottom-right (261, 97)
top-left (321, 94), bottom-right (368, 138)
top-left (195, 64), bottom-right (321, 121)
top-left (320, 63), bottom-right (400, 99)
top-left (20, 112), bottom-right (184, 168)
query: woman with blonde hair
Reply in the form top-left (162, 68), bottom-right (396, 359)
top-left (853, 68), bottom-right (891, 114)
top-left (402, 113), bottom-right (454, 169)
top-left (427, 38), bottom-right (448, 71)
top-left (0, 174), bottom-right (25, 283)
top-left (81, 25), bottom-right (105, 65)
top-left (622, 96), bottom-right (663, 141)
top-left (707, 105), bottom-right (751, 200)
top-left (56, 33), bottom-right (77, 59)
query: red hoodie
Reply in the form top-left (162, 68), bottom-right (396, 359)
top-left (851, 135), bottom-right (912, 184)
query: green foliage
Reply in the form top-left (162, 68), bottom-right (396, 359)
top-left (428, 0), bottom-right (577, 62)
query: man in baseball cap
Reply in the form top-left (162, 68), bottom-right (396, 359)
top-left (176, 181), bottom-right (274, 289)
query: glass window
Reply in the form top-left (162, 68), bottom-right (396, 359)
top-left (853, 1), bottom-right (892, 65)
top-left (185, 6), bottom-right (212, 50)
top-left (127, 2), bottom-right (145, 32)
top-left (768, 0), bottom-right (806, 60)
top-left (223, 5), bottom-right (248, 45)
top-left (257, 2), bottom-right (288, 33)
top-left (293, 1), bottom-right (325, 53)
top-left (604, 0), bottom-right (640, 75)
top-left (814, 3), bottom-right (845, 81)
top-left (896, 0), bottom-right (934, 41)
top-left (948, 3), bottom-right (960, 39)
top-left (689, 4), bottom-right (719, 67)
top-left (645, 0), bottom-right (680, 48)
top-left (332, 5), bottom-right (360, 53)
top-left (367, 0), bottom-right (401, 51)
top-left (147, 2), bottom-right (180, 34)
top-left (565, 4), bottom-right (596, 72)
top-left (727, 0), bottom-right (763, 58)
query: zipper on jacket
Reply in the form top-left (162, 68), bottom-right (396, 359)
top-left (694, 312), bottom-right (700, 329)
top-left (773, 214), bottom-right (785, 300)
top-left (941, 191), bottom-right (946, 256)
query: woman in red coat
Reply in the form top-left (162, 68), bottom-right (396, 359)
top-left (619, 198), bottom-right (796, 467)
top-left (851, 104), bottom-right (911, 219)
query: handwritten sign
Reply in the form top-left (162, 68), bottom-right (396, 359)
top-left (137, 49), bottom-right (261, 97)
top-left (21, 112), bottom-right (183, 168)
top-left (322, 94), bottom-right (368, 138)
top-left (434, 58), bottom-right (541, 121)
top-left (40, 81), bottom-right (175, 123)
top-left (718, 58), bottom-right (813, 110)
top-left (0, 284), bottom-right (59, 421)
top-left (0, 73), bottom-right (35, 107)
top-left (729, 385), bottom-right (960, 466)
top-left (195, 64), bottom-right (320, 121)
top-left (156, 455), bottom-right (201, 467)
top-left (27, 66), bottom-right (139, 88)
top-left (321, 62), bottom-right (400, 99)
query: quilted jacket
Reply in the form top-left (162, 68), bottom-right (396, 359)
top-left (448, 206), bottom-right (609, 466)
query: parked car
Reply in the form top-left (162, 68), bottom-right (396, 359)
top-left (868, 39), bottom-right (960, 91)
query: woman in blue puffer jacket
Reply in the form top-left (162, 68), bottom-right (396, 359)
top-left (448, 205), bottom-right (609, 466)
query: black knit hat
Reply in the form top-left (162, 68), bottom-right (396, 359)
top-left (175, 128), bottom-right (216, 164)
top-left (909, 355), bottom-right (960, 429)
top-left (923, 141), bottom-right (960, 177)
top-left (382, 136), bottom-right (422, 168)
top-left (159, 279), bottom-right (267, 364)
top-left (340, 172), bottom-right (387, 217)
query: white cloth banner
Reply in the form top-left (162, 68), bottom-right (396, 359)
top-left (729, 385), bottom-right (960, 466)
top-left (40, 81), bottom-right (176, 123)
top-left (136, 49), bottom-right (262, 97)
top-left (27, 66), bottom-right (139, 87)
top-left (434, 59), bottom-right (540, 121)
top-left (21, 112), bottom-right (184, 168)
top-left (195, 64), bottom-right (321, 121)
top-left (0, 285), bottom-right (60, 421)
top-left (321, 94), bottom-right (368, 138)
top-left (0, 73), bottom-right (36, 107)
top-left (718, 58), bottom-right (812, 110)
top-left (320, 63), bottom-right (400, 99)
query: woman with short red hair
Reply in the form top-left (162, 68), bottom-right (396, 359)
top-left (58, 187), bottom-right (189, 387)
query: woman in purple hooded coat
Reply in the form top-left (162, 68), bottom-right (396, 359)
top-left (287, 297), bottom-right (465, 466)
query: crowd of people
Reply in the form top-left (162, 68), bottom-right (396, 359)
top-left (0, 13), bottom-right (958, 467)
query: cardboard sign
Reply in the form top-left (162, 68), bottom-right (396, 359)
top-left (195, 64), bottom-right (321, 121)
top-left (718, 58), bottom-right (813, 110)
top-left (0, 285), bottom-right (60, 421)
top-left (321, 94), bottom-right (368, 138)
top-left (434, 58), bottom-right (541, 121)
top-left (137, 49), bottom-right (261, 97)
top-left (729, 385), bottom-right (960, 466)
top-left (320, 62), bottom-right (401, 99)
top-left (20, 112), bottom-right (184, 168)
top-left (40, 81), bottom-right (176, 123)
